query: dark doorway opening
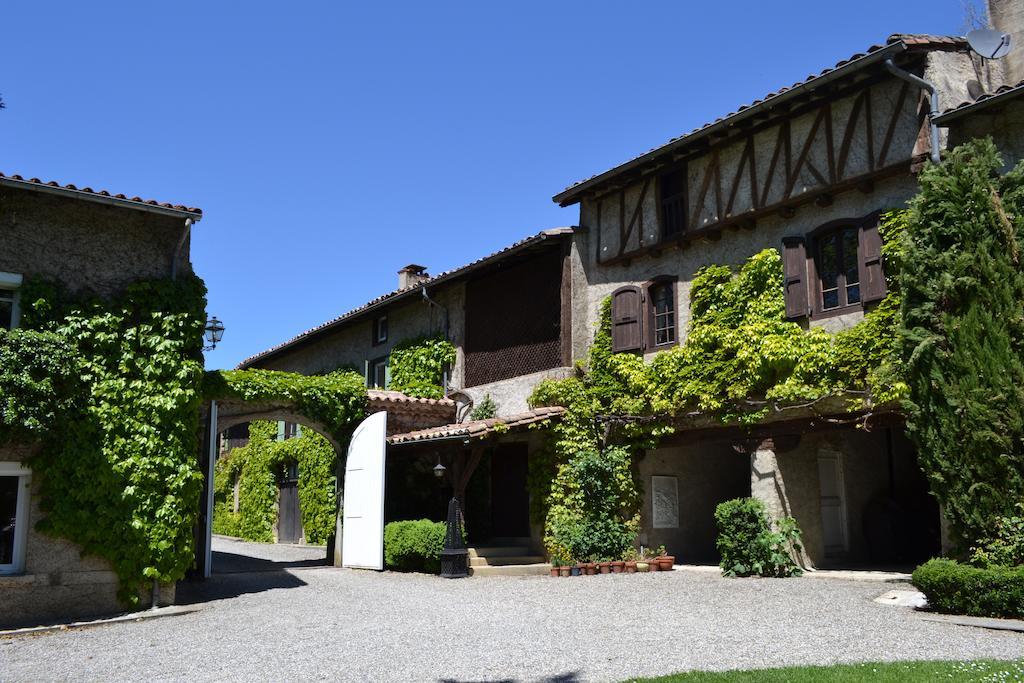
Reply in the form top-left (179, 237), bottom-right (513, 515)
top-left (277, 462), bottom-right (302, 544)
top-left (490, 443), bottom-right (530, 539)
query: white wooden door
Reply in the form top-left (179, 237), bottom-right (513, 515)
top-left (817, 451), bottom-right (849, 557)
top-left (341, 411), bottom-right (387, 570)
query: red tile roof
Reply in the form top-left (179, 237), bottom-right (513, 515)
top-left (367, 389), bottom-right (456, 408)
top-left (934, 79), bottom-right (1024, 123)
top-left (553, 34), bottom-right (967, 206)
top-left (237, 227), bottom-right (575, 368)
top-left (0, 172), bottom-right (203, 217)
top-left (387, 406), bottom-right (565, 445)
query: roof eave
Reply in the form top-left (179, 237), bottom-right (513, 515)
top-left (237, 228), bottom-right (575, 368)
top-left (0, 176), bottom-right (203, 221)
top-left (934, 83), bottom-right (1024, 125)
top-left (551, 40), bottom-right (912, 207)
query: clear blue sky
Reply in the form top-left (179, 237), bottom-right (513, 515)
top-left (2, 1), bottom-right (972, 368)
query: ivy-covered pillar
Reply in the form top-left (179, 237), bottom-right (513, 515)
top-left (745, 436), bottom-right (812, 569)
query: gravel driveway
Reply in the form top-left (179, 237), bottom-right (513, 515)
top-left (2, 539), bottom-right (1022, 682)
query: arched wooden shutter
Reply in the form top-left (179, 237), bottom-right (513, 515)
top-left (611, 286), bottom-right (644, 353)
top-left (781, 236), bottom-right (809, 320)
top-left (858, 217), bottom-right (887, 303)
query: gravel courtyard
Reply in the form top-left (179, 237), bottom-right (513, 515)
top-left (2, 539), bottom-right (1022, 682)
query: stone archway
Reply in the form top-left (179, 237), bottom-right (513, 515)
top-left (193, 399), bottom-right (351, 578)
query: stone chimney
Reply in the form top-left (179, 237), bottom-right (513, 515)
top-left (398, 264), bottom-right (429, 290)
top-left (989, 0), bottom-right (1024, 84)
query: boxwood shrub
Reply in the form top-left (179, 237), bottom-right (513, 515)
top-left (913, 558), bottom-right (1024, 618)
top-left (383, 519), bottom-right (446, 573)
top-left (714, 497), bottom-right (803, 577)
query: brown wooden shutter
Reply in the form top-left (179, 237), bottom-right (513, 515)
top-left (782, 236), bottom-right (809, 320)
top-left (859, 218), bottom-right (887, 303)
top-left (611, 286), bottom-right (644, 353)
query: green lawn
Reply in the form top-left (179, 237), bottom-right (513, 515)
top-left (627, 659), bottom-right (1024, 682)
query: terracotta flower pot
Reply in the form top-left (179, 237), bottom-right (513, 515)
top-left (558, 566), bottom-right (571, 577)
top-left (635, 561), bottom-right (649, 573)
top-left (648, 559), bottom-right (659, 572)
top-left (599, 562), bottom-right (611, 574)
top-left (584, 562), bottom-right (597, 576)
top-left (610, 561), bottom-right (625, 573)
top-left (625, 561), bottom-right (637, 573)
top-left (550, 566), bottom-right (559, 578)
top-left (658, 555), bottom-right (676, 571)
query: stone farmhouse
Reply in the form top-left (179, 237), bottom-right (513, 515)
top-left (240, 17), bottom-right (1024, 572)
top-left (0, 174), bottom-right (204, 624)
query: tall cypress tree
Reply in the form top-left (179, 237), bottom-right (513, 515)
top-left (901, 138), bottom-right (1024, 549)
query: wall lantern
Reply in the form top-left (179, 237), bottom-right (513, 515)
top-left (204, 316), bottom-right (225, 351)
top-left (432, 457), bottom-right (447, 479)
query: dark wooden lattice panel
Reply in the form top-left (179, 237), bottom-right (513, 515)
top-left (464, 250), bottom-right (562, 387)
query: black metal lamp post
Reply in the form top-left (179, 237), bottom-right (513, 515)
top-left (433, 455), bottom-right (469, 578)
top-left (204, 316), bottom-right (225, 351)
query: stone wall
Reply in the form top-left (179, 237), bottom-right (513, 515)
top-left (637, 443), bottom-right (749, 564)
top-left (0, 444), bottom-right (172, 628)
top-left (0, 187), bottom-right (191, 298)
top-left (949, 99), bottom-right (1024, 171)
top-left (254, 282), bottom-right (465, 383)
top-left (460, 366), bottom-right (574, 418)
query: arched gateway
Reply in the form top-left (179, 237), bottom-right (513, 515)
top-left (191, 390), bottom-right (457, 578)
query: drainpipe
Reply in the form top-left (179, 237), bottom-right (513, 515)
top-left (171, 218), bottom-right (193, 281)
top-left (884, 58), bottom-right (942, 164)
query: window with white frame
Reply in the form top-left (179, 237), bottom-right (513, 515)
top-left (0, 272), bottom-right (23, 330)
top-left (0, 462), bottom-right (31, 574)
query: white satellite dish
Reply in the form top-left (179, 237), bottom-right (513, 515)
top-left (967, 29), bottom-right (1013, 59)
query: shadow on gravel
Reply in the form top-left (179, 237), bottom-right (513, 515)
top-left (176, 569), bottom-right (310, 605)
top-left (440, 673), bottom-right (581, 683)
top-left (210, 550), bottom-right (328, 574)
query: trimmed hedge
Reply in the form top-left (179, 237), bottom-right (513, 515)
top-left (383, 520), bottom-right (446, 573)
top-left (913, 558), bottom-right (1024, 618)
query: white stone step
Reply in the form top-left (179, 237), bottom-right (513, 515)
top-left (469, 555), bottom-right (546, 567)
top-left (467, 546), bottom-right (531, 559)
top-left (468, 563), bottom-right (551, 577)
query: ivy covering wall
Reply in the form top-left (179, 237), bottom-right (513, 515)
top-left (387, 336), bottom-right (455, 399)
top-left (0, 275), bottom-right (208, 602)
top-left (213, 421), bottom-right (339, 545)
top-left (530, 211), bottom-right (907, 562)
top-left (0, 277), bottom-right (367, 603)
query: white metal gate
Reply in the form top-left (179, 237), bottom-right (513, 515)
top-left (341, 411), bottom-right (387, 570)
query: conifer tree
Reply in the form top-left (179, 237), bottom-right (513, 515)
top-left (901, 138), bottom-right (1024, 548)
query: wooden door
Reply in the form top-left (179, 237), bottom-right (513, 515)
top-left (490, 444), bottom-right (529, 538)
top-left (278, 478), bottom-right (302, 544)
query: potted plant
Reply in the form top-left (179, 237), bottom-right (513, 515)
top-left (572, 561), bottom-right (583, 576)
top-left (656, 545), bottom-right (675, 571)
top-left (558, 564), bottom-right (571, 577)
top-left (584, 555), bottom-right (598, 576)
top-left (550, 554), bottom-right (566, 578)
top-left (623, 548), bottom-right (638, 574)
top-left (598, 558), bottom-right (612, 574)
top-left (642, 545), bottom-right (660, 571)
top-left (610, 558), bottom-right (625, 573)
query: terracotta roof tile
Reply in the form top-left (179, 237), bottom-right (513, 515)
top-left (0, 172), bottom-right (203, 216)
top-left (237, 227), bottom-right (575, 368)
top-left (935, 79), bottom-right (1024, 121)
top-left (367, 389), bottom-right (456, 408)
top-left (387, 406), bottom-right (565, 445)
top-left (553, 34), bottom-right (967, 205)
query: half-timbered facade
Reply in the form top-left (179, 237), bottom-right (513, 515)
top-left (552, 34), bottom-right (1015, 568)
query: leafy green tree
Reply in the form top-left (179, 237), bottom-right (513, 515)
top-left (901, 138), bottom-right (1024, 548)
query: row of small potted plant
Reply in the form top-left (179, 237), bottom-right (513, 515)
top-left (548, 546), bottom-right (675, 577)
